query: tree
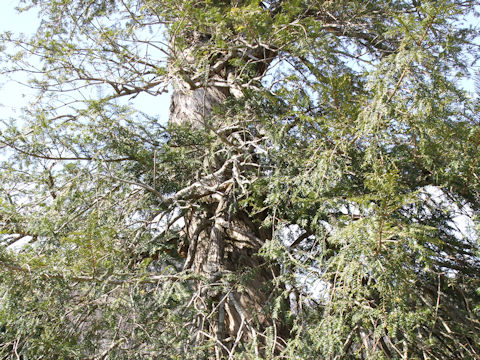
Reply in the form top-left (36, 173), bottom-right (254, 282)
top-left (1, 0), bottom-right (480, 358)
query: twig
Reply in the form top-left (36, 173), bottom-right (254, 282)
top-left (0, 260), bottom-right (195, 285)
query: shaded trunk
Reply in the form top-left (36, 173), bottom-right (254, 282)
top-left (169, 40), bottom-right (285, 357)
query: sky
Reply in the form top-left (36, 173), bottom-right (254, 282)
top-left (1, 2), bottom-right (478, 122)
top-left (0, 0), bottom-right (39, 33)
top-left (0, 0), bottom-right (170, 251)
top-left (0, 1), bottom-right (476, 250)
top-left (0, 0), bottom-right (170, 124)
top-left (0, 1), bottom-right (40, 119)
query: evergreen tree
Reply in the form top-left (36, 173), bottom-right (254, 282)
top-left (1, 0), bottom-right (479, 358)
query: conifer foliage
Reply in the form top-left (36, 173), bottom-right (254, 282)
top-left (1, 0), bottom-right (480, 358)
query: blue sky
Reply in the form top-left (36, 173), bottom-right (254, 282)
top-left (0, 1), bottom-right (40, 120)
top-left (0, 0), bottom-right (169, 124)
top-left (0, 0), bottom-right (39, 33)
top-left (0, 1), bottom-right (476, 246)
top-left (0, 1), bottom-right (478, 124)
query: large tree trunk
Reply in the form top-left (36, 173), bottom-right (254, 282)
top-left (169, 37), bottom-right (285, 357)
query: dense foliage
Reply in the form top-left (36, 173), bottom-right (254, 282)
top-left (1, 0), bottom-right (480, 358)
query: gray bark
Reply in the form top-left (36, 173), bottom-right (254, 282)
top-left (168, 38), bottom-right (285, 356)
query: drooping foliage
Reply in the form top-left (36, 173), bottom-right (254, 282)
top-left (1, 0), bottom-right (480, 359)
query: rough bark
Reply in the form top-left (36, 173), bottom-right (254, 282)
top-left (166, 5), bottom-right (398, 356)
top-left (169, 41), bottom-right (284, 357)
